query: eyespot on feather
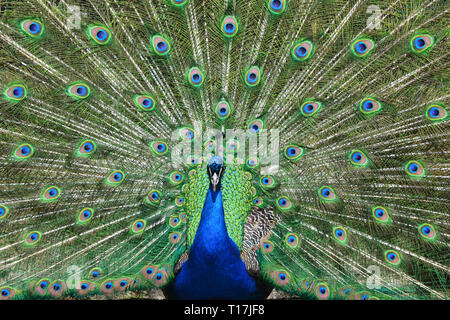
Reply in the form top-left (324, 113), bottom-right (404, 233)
top-left (267, 0), bottom-right (287, 14)
top-left (187, 67), bottom-right (204, 87)
top-left (405, 160), bottom-right (425, 179)
top-left (247, 119), bottom-right (264, 134)
top-left (41, 186), bottom-right (61, 202)
top-left (332, 226), bottom-right (348, 245)
top-left (0, 205), bottom-right (9, 220)
top-left (49, 280), bottom-right (67, 298)
top-left (425, 104), bottom-right (447, 122)
top-left (67, 83), bottom-right (91, 100)
top-left (20, 19), bottom-right (44, 38)
top-left (221, 16), bottom-right (239, 38)
top-left (130, 219), bottom-right (146, 234)
top-left (105, 170), bottom-right (125, 186)
top-left (77, 208), bottom-right (94, 224)
top-left (134, 95), bottom-right (156, 111)
top-left (4, 84), bottom-right (27, 101)
top-left (87, 25), bottom-right (111, 45)
top-left (351, 38), bottom-right (374, 57)
top-left (410, 34), bottom-right (434, 53)
top-left (12, 143), bottom-right (34, 160)
top-left (0, 287), bottom-right (16, 300)
top-left (292, 40), bottom-right (314, 61)
top-left (300, 100), bottom-right (322, 117)
top-left (318, 186), bottom-right (337, 202)
top-left (359, 98), bottom-right (381, 115)
top-left (244, 66), bottom-right (261, 87)
top-left (151, 35), bottom-right (171, 56)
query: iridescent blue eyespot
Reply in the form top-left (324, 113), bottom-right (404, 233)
top-left (20, 19), bottom-right (44, 38)
top-left (267, 0), bottom-right (286, 14)
top-left (411, 34), bottom-right (434, 53)
top-left (351, 39), bottom-right (374, 57)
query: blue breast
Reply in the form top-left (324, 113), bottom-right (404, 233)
top-left (167, 185), bottom-right (266, 299)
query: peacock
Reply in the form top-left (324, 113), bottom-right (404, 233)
top-left (0, 0), bottom-right (448, 301)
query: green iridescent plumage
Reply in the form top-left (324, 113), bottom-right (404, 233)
top-left (0, 0), bottom-right (448, 301)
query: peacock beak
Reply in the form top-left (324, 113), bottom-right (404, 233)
top-left (211, 172), bottom-right (220, 192)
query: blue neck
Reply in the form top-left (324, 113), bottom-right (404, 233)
top-left (168, 184), bottom-right (266, 299)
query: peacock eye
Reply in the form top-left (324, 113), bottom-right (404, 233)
top-left (349, 150), bottom-right (369, 167)
top-left (247, 119), bottom-right (264, 134)
top-left (187, 67), bottom-right (204, 87)
top-left (384, 250), bottom-right (401, 266)
top-left (292, 40), bottom-right (314, 61)
top-left (244, 66), bottom-right (261, 87)
top-left (214, 100), bottom-right (232, 120)
top-left (372, 206), bottom-right (391, 224)
top-left (284, 144), bottom-right (305, 161)
top-left (88, 25), bottom-right (111, 45)
top-left (0, 205), bottom-right (9, 220)
top-left (106, 170), bottom-right (125, 186)
top-left (332, 226), bottom-right (348, 245)
top-left (411, 34), bottom-right (434, 53)
top-left (405, 161), bottom-right (425, 178)
top-left (351, 39), bottom-right (374, 57)
top-left (41, 186), bottom-right (61, 202)
top-left (316, 283), bottom-right (330, 300)
top-left (89, 268), bottom-right (102, 280)
top-left (267, 0), bottom-right (286, 14)
top-left (20, 19), bottom-right (44, 38)
top-left (169, 216), bottom-right (181, 228)
top-left (13, 143), bottom-right (34, 160)
top-left (170, 232), bottom-right (181, 243)
top-left (273, 270), bottom-right (290, 286)
top-left (277, 196), bottom-right (292, 211)
top-left (151, 35), bottom-right (171, 55)
top-left (131, 219), bottom-right (146, 234)
top-left (319, 186), bottom-right (337, 201)
top-left (262, 240), bottom-right (274, 253)
top-left (246, 157), bottom-right (260, 169)
top-left (425, 105), bottom-right (446, 121)
top-left (67, 83), bottom-right (91, 99)
top-left (179, 127), bottom-right (195, 141)
top-left (146, 189), bottom-right (161, 206)
top-left (150, 141), bottom-right (168, 156)
top-left (418, 223), bottom-right (436, 241)
top-left (25, 231), bottom-right (42, 245)
top-left (4, 84), bottom-right (27, 101)
top-left (260, 175), bottom-right (276, 189)
top-left (77, 208), bottom-right (94, 224)
top-left (285, 233), bottom-right (299, 248)
top-left (134, 95), bottom-right (156, 111)
top-left (221, 16), bottom-right (238, 38)
top-left (77, 140), bottom-right (96, 157)
top-left (169, 171), bottom-right (184, 185)
top-left (170, 0), bottom-right (188, 6)
top-left (359, 98), bottom-right (381, 115)
top-left (300, 100), bottom-right (322, 117)
top-left (175, 196), bottom-right (184, 206)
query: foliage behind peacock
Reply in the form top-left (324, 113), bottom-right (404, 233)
top-left (0, 0), bottom-right (449, 300)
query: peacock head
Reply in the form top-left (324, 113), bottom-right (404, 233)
top-left (207, 156), bottom-right (224, 192)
